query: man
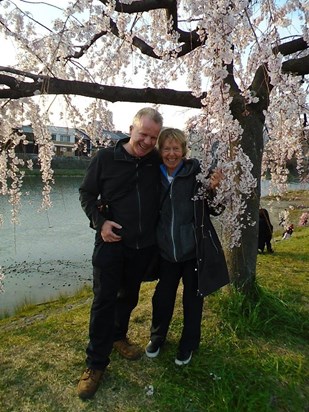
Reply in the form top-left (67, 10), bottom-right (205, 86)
top-left (258, 208), bottom-right (274, 253)
top-left (77, 107), bottom-right (163, 399)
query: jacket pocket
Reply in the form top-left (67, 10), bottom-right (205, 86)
top-left (180, 223), bottom-right (195, 256)
top-left (92, 241), bottom-right (122, 268)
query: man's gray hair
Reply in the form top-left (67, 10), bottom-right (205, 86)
top-left (132, 107), bottom-right (163, 128)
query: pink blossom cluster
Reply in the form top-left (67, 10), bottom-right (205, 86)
top-left (0, 0), bottom-right (307, 247)
top-left (299, 212), bottom-right (309, 226)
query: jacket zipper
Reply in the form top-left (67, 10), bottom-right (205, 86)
top-left (170, 182), bottom-right (178, 261)
top-left (136, 162), bottom-right (141, 249)
top-left (208, 229), bottom-right (219, 254)
top-left (193, 226), bottom-right (202, 296)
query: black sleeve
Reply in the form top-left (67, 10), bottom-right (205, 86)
top-left (79, 152), bottom-right (106, 231)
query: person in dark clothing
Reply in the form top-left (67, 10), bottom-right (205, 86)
top-left (282, 223), bottom-right (294, 240)
top-left (258, 208), bottom-right (274, 253)
top-left (77, 107), bottom-right (163, 399)
top-left (145, 128), bottom-right (229, 366)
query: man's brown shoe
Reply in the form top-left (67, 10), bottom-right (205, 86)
top-left (77, 368), bottom-right (104, 399)
top-left (113, 338), bottom-right (142, 360)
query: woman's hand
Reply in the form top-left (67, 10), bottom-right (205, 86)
top-left (209, 169), bottom-right (224, 190)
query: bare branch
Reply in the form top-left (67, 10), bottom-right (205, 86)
top-left (98, 0), bottom-right (175, 14)
top-left (65, 17), bottom-right (205, 61)
top-left (0, 74), bottom-right (21, 89)
top-left (165, 0), bottom-right (178, 32)
top-left (225, 60), bottom-right (241, 94)
top-left (282, 54), bottom-right (309, 76)
top-left (0, 66), bottom-right (43, 80)
top-left (273, 37), bottom-right (308, 56)
top-left (64, 1), bottom-right (204, 61)
top-left (0, 69), bottom-right (206, 108)
top-left (250, 37), bottom-right (309, 110)
top-left (65, 30), bottom-right (108, 60)
top-left (250, 64), bottom-right (271, 110)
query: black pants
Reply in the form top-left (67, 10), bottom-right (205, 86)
top-left (86, 241), bottom-right (155, 370)
top-left (150, 258), bottom-right (204, 352)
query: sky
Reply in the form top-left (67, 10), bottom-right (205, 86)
top-left (1, 33), bottom-right (198, 131)
top-left (0, 1), bottom-right (200, 132)
top-left (112, 104), bottom-right (199, 133)
top-left (56, 96), bottom-right (199, 133)
top-left (1, 0), bottom-right (304, 132)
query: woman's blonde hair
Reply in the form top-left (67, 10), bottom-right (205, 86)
top-left (157, 127), bottom-right (188, 156)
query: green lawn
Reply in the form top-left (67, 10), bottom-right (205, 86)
top-left (0, 228), bottom-right (308, 411)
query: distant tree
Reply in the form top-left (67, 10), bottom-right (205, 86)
top-left (0, 0), bottom-right (308, 293)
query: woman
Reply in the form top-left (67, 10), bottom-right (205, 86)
top-left (145, 128), bottom-right (229, 365)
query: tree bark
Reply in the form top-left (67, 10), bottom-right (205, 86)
top-left (225, 99), bottom-right (265, 292)
top-left (0, 32), bottom-right (308, 296)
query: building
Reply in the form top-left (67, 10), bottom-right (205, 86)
top-left (13, 125), bottom-right (128, 158)
top-left (50, 126), bottom-right (76, 157)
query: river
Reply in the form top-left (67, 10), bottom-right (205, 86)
top-left (0, 176), bottom-right (308, 315)
top-left (0, 176), bottom-right (94, 315)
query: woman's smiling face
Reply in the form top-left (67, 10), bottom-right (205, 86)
top-left (160, 137), bottom-right (184, 175)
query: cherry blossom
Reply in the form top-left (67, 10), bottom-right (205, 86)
top-left (0, 0), bottom-right (308, 288)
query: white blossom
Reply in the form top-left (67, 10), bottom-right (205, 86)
top-left (0, 0), bottom-right (307, 248)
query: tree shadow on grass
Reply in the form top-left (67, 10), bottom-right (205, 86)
top-left (270, 249), bottom-right (309, 262)
top-left (211, 285), bottom-right (309, 344)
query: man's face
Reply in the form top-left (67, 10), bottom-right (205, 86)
top-left (128, 116), bottom-right (161, 157)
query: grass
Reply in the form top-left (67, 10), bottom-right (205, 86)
top-left (262, 189), bottom-right (309, 228)
top-left (0, 200), bottom-right (308, 411)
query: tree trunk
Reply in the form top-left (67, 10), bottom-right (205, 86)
top-left (225, 107), bottom-right (265, 293)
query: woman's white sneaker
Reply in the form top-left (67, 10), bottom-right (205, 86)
top-left (175, 350), bottom-right (193, 366)
top-left (145, 341), bottom-right (161, 358)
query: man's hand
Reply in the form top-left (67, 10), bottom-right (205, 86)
top-left (101, 220), bottom-right (122, 242)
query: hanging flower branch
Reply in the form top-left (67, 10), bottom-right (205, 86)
top-left (0, 0), bottom-right (308, 256)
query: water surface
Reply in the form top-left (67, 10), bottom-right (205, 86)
top-left (0, 177), bottom-right (308, 314)
top-left (0, 176), bottom-right (93, 314)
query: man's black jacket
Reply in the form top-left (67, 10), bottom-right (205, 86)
top-left (79, 138), bottom-right (161, 249)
